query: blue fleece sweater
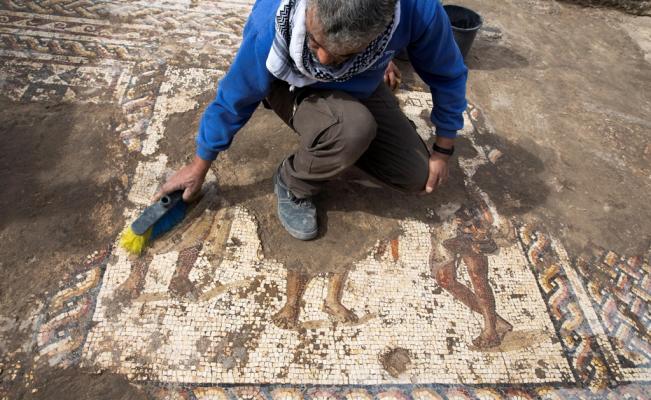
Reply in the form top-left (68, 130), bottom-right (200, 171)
top-left (196, 0), bottom-right (468, 161)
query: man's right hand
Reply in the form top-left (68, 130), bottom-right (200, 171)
top-left (152, 155), bottom-right (212, 202)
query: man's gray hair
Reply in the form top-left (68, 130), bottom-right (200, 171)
top-left (308, 0), bottom-right (397, 50)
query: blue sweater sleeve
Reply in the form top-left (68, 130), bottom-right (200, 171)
top-left (407, 1), bottom-right (468, 138)
top-left (196, 19), bottom-right (274, 160)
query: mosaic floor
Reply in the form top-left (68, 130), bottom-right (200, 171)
top-left (1, 0), bottom-right (650, 398)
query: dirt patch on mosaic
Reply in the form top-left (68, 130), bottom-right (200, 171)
top-left (13, 366), bottom-right (150, 400)
top-left (0, 98), bottom-right (129, 254)
top-left (158, 89), bottom-right (216, 169)
top-left (559, 0), bottom-right (651, 15)
top-left (380, 347), bottom-right (412, 378)
top-left (461, 0), bottom-right (651, 255)
top-left (216, 108), bottom-right (469, 276)
top-left (0, 96), bottom-right (134, 394)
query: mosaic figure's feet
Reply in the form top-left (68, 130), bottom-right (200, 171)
top-left (472, 327), bottom-right (509, 349)
top-left (272, 303), bottom-right (300, 329)
top-left (323, 300), bottom-right (358, 324)
top-left (114, 273), bottom-right (144, 303)
top-left (471, 312), bottom-right (512, 349)
top-left (496, 317), bottom-right (513, 336)
top-left (169, 275), bottom-right (198, 300)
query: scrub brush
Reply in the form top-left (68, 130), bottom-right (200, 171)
top-left (120, 190), bottom-right (187, 255)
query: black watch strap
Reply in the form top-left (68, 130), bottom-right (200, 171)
top-left (432, 143), bottom-right (455, 156)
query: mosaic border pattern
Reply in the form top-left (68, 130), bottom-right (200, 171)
top-left (517, 227), bottom-right (614, 390)
top-left (33, 247), bottom-right (110, 368)
top-left (0, 1), bottom-right (250, 66)
top-left (157, 383), bottom-right (651, 399)
top-left (575, 246), bottom-right (651, 381)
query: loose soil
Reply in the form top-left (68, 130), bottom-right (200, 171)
top-left (456, 0), bottom-right (651, 255)
top-left (380, 347), bottom-right (412, 377)
top-left (215, 108), bottom-right (469, 276)
top-left (14, 367), bottom-right (150, 400)
top-left (0, 96), bottom-right (134, 395)
top-left (560, 0), bottom-right (651, 15)
top-left (161, 98), bottom-right (470, 276)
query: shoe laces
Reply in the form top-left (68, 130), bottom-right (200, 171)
top-left (289, 193), bottom-right (313, 208)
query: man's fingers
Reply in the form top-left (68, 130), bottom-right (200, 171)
top-left (152, 187), bottom-right (168, 202)
top-left (182, 185), bottom-right (197, 202)
top-left (435, 171), bottom-right (448, 189)
top-left (385, 72), bottom-right (394, 89)
top-left (152, 179), bottom-right (178, 202)
top-left (442, 169), bottom-right (450, 185)
top-left (387, 71), bottom-right (399, 90)
top-left (425, 172), bottom-right (438, 193)
top-left (385, 61), bottom-right (402, 91)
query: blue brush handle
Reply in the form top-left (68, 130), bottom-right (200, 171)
top-left (131, 191), bottom-right (184, 235)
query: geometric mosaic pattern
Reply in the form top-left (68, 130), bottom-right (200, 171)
top-left (147, 383), bottom-right (651, 399)
top-left (3, 0), bottom-right (650, 398)
top-left (34, 248), bottom-right (110, 369)
top-left (518, 228), bottom-right (614, 390)
top-left (576, 246), bottom-right (651, 380)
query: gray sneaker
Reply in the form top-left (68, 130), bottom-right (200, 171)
top-left (273, 166), bottom-right (318, 240)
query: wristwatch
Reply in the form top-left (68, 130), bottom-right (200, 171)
top-left (432, 142), bottom-right (455, 156)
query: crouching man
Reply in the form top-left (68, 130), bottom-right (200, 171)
top-left (154, 0), bottom-right (468, 240)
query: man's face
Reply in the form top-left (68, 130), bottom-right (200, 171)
top-left (305, 7), bottom-right (367, 66)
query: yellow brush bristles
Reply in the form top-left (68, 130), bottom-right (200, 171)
top-left (119, 226), bottom-right (152, 255)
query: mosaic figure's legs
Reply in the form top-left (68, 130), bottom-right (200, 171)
top-left (169, 244), bottom-right (202, 299)
top-left (323, 271), bottom-right (359, 324)
top-left (433, 256), bottom-right (512, 349)
top-left (114, 256), bottom-right (151, 301)
top-left (272, 270), bottom-right (309, 329)
top-left (464, 254), bottom-right (512, 348)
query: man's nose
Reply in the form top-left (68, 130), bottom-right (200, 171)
top-left (316, 48), bottom-right (336, 65)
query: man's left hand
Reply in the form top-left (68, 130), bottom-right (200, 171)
top-left (384, 61), bottom-right (402, 91)
top-left (425, 152), bottom-right (450, 193)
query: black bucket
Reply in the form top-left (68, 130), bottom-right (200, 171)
top-left (444, 5), bottom-right (483, 59)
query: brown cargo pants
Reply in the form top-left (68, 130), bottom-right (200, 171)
top-left (266, 80), bottom-right (430, 198)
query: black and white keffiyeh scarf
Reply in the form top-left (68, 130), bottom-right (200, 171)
top-left (266, 0), bottom-right (401, 88)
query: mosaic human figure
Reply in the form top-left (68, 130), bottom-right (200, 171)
top-left (115, 203), bottom-right (231, 301)
top-left (272, 270), bottom-right (358, 329)
top-left (430, 204), bottom-right (513, 349)
top-left (115, 234), bottom-right (207, 301)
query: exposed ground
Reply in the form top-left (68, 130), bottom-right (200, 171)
top-left (0, 97), bottom-right (139, 398)
top-left (562, 0), bottom-right (651, 15)
top-left (458, 0), bottom-right (651, 255)
top-left (159, 94), bottom-right (471, 276)
top-left (219, 112), bottom-right (470, 276)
